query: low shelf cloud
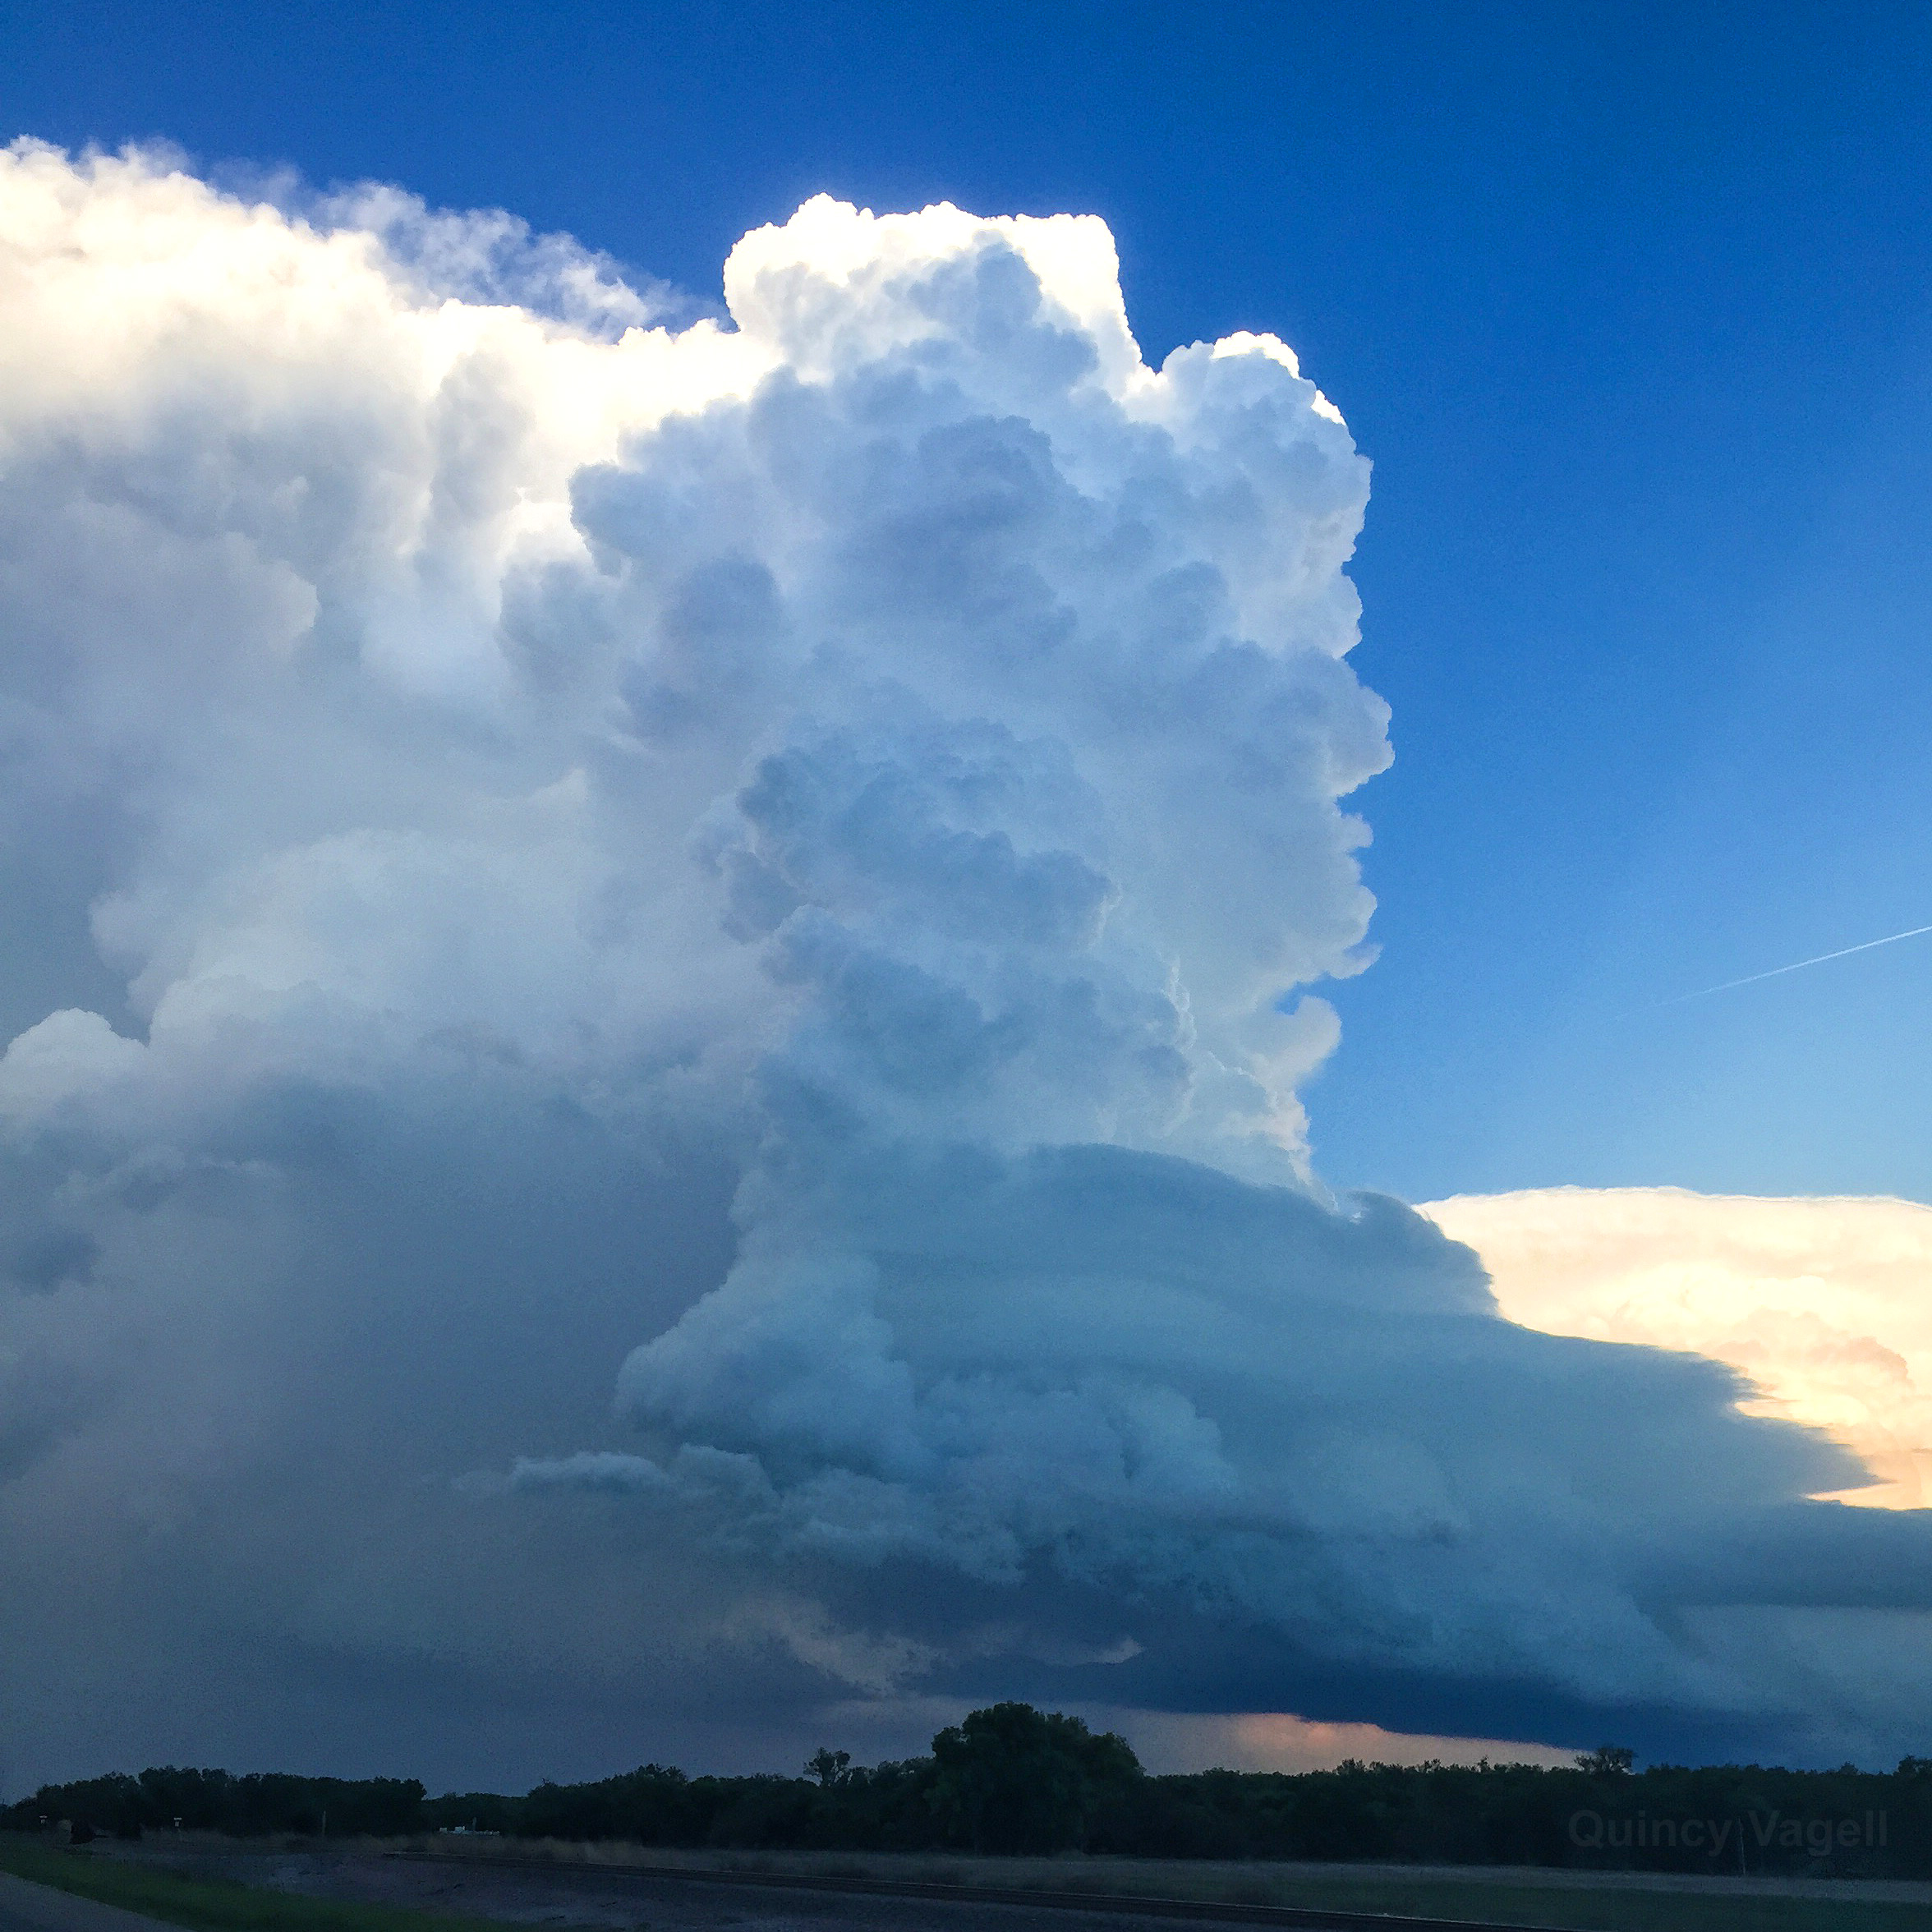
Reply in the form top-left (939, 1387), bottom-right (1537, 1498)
top-left (1, 140), bottom-right (1927, 1787)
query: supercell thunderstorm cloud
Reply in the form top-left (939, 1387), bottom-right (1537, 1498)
top-left (2, 140), bottom-right (1929, 1782)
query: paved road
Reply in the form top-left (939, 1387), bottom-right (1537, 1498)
top-left (0, 1875), bottom-right (176, 1932)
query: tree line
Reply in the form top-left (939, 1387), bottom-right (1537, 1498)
top-left (9, 1703), bottom-right (1932, 1878)
top-left (3, 1767), bottom-right (425, 1841)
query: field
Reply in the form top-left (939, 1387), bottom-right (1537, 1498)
top-left (7, 1832), bottom-right (1932, 1932)
top-left (367, 1833), bottom-right (1932, 1926)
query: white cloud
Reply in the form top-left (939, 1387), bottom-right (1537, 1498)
top-left (0, 1008), bottom-right (149, 1116)
top-left (1422, 1187), bottom-right (1932, 1508)
top-left (0, 141), bottom-right (1927, 1784)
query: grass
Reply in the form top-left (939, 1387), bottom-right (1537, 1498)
top-left (705, 1861), bottom-right (1932, 1931)
top-left (1074, 1871), bottom-right (1932, 1931)
top-left (383, 1838), bottom-right (1932, 1932)
top-left (6, 1833), bottom-right (1931, 1932)
top-left (0, 1838), bottom-right (506, 1932)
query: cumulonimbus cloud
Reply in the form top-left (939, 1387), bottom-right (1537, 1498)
top-left (1424, 1188), bottom-right (1932, 1510)
top-left (1, 140), bottom-right (1927, 1782)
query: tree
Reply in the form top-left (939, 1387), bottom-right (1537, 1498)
top-left (805, 1749), bottom-right (851, 1788)
top-left (929, 1703), bottom-right (1142, 1854)
top-left (1576, 1746), bottom-right (1635, 1776)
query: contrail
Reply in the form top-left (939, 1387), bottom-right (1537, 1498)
top-left (1667, 922), bottom-right (1932, 1004)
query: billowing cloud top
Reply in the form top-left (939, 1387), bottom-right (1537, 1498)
top-left (1, 141), bottom-right (1927, 1784)
top-left (0, 146), bottom-right (1374, 1166)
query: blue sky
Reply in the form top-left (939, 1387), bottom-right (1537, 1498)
top-left (9, 0), bottom-right (1930, 1207)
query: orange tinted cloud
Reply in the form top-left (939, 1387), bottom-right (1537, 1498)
top-left (1421, 1189), bottom-right (1932, 1509)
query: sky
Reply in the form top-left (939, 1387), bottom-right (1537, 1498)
top-left (2, 1), bottom-right (1932, 1790)
top-left (8, 0), bottom-right (1932, 1204)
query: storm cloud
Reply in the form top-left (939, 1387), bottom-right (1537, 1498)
top-left (1, 140), bottom-right (1926, 1784)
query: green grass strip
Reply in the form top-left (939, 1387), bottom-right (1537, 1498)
top-left (0, 1839), bottom-right (506, 1932)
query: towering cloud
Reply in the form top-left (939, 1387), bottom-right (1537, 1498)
top-left (1, 140), bottom-right (1927, 1783)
